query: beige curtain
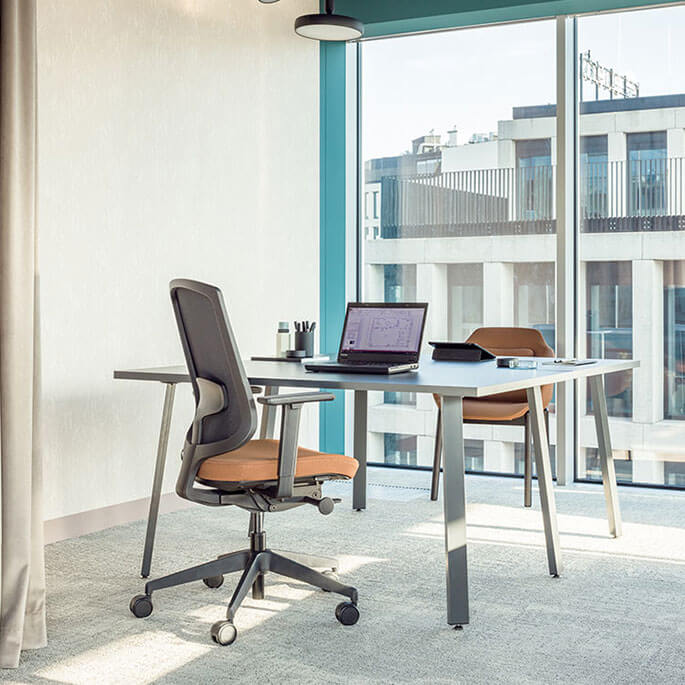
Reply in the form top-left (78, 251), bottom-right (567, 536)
top-left (0, 0), bottom-right (46, 669)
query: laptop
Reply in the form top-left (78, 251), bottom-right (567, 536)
top-left (305, 302), bottom-right (428, 375)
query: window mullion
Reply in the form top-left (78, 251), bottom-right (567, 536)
top-left (555, 15), bottom-right (578, 486)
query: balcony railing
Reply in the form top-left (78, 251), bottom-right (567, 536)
top-left (373, 158), bottom-right (685, 239)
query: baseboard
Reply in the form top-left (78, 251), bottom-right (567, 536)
top-left (44, 492), bottom-right (193, 544)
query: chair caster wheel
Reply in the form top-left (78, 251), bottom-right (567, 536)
top-left (130, 594), bottom-right (153, 618)
top-left (211, 620), bottom-right (237, 645)
top-left (321, 569), bottom-right (338, 592)
top-left (335, 601), bottom-right (359, 626)
top-left (203, 575), bottom-right (224, 589)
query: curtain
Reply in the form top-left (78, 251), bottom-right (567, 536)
top-left (0, 0), bottom-right (46, 668)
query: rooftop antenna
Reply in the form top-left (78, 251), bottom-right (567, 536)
top-left (580, 50), bottom-right (639, 101)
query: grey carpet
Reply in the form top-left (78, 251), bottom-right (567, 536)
top-left (6, 469), bottom-right (685, 684)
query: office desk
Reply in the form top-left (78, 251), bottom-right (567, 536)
top-left (114, 356), bottom-right (638, 627)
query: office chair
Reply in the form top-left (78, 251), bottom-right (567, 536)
top-left (431, 327), bottom-right (554, 506)
top-left (129, 279), bottom-right (360, 645)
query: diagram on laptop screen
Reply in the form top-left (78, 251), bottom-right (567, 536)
top-left (341, 307), bottom-right (424, 353)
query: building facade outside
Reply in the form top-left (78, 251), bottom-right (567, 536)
top-left (362, 94), bottom-right (685, 488)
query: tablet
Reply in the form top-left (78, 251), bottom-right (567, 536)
top-left (428, 341), bottom-right (496, 362)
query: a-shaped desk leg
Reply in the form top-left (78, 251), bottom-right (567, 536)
top-left (526, 385), bottom-right (561, 577)
top-left (589, 375), bottom-right (622, 538)
top-left (352, 390), bottom-right (368, 511)
top-left (440, 395), bottom-right (469, 627)
top-left (141, 382), bottom-right (177, 578)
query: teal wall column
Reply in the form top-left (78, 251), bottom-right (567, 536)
top-left (319, 41), bottom-right (347, 453)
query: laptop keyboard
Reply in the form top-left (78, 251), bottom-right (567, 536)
top-left (345, 361), bottom-right (393, 367)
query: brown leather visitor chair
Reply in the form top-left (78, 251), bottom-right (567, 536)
top-left (431, 327), bottom-right (554, 506)
top-left (129, 280), bottom-right (360, 645)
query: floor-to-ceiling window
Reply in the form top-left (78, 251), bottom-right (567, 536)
top-left (357, 4), bottom-right (685, 489)
top-left (360, 20), bottom-right (556, 473)
top-left (577, 5), bottom-right (685, 487)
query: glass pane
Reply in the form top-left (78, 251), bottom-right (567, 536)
top-left (664, 260), bottom-right (685, 421)
top-left (577, 6), bottom-right (685, 488)
top-left (464, 440), bottom-right (485, 472)
top-left (360, 21), bottom-right (556, 473)
top-left (585, 262), bottom-right (633, 418)
top-left (447, 264), bottom-right (482, 341)
top-left (383, 264), bottom-right (416, 302)
top-left (583, 448), bottom-right (633, 484)
top-left (514, 441), bottom-right (557, 479)
top-left (383, 433), bottom-right (417, 467)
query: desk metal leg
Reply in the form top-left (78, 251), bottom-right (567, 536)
top-left (526, 386), bottom-right (561, 577)
top-left (141, 382), bottom-right (176, 579)
top-left (441, 395), bottom-right (469, 627)
top-left (352, 390), bottom-right (368, 511)
top-left (589, 375), bottom-right (622, 538)
top-left (259, 385), bottom-right (279, 439)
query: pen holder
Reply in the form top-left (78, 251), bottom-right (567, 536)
top-left (294, 331), bottom-right (314, 357)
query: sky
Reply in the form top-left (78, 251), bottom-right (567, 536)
top-left (361, 5), bottom-right (685, 162)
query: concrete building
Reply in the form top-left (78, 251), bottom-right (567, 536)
top-left (362, 94), bottom-right (685, 487)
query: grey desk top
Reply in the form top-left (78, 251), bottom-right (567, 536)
top-left (114, 357), bottom-right (639, 397)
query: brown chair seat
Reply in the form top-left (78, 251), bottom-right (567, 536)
top-left (197, 439), bottom-right (358, 484)
top-left (432, 396), bottom-right (530, 421)
top-left (463, 398), bottom-right (530, 422)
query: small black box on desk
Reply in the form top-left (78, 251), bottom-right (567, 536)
top-left (428, 341), bottom-right (496, 362)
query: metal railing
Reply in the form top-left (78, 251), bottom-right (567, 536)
top-left (373, 158), bottom-right (685, 238)
top-left (581, 158), bottom-right (685, 218)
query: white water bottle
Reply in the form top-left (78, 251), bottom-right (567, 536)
top-left (276, 321), bottom-right (290, 358)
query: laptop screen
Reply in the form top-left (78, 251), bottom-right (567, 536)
top-left (339, 303), bottom-right (428, 360)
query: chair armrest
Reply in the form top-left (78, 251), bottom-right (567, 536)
top-left (263, 392), bottom-right (336, 499)
top-left (258, 392), bottom-right (335, 407)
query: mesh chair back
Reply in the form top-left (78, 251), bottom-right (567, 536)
top-left (170, 279), bottom-right (257, 455)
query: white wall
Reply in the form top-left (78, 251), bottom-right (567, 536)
top-left (37, 0), bottom-right (320, 521)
